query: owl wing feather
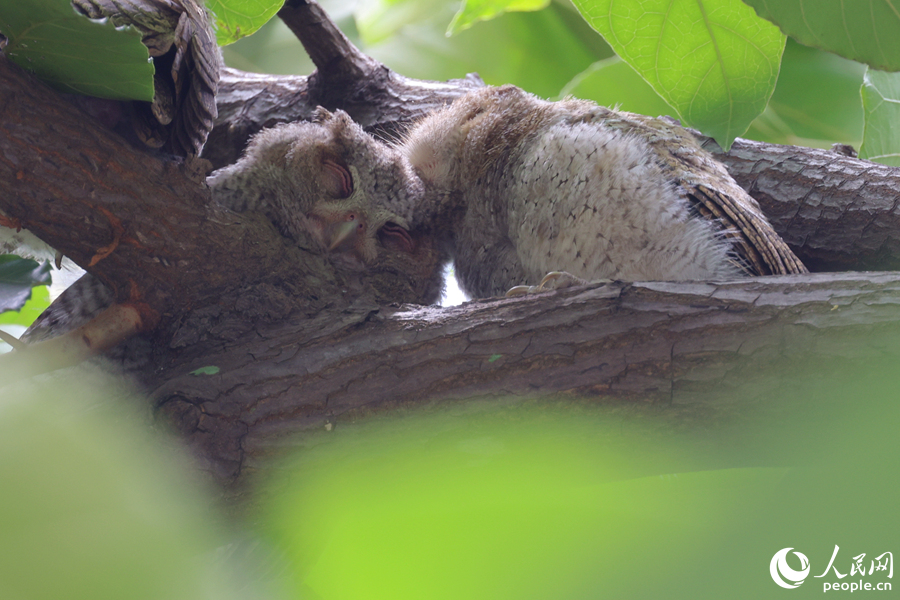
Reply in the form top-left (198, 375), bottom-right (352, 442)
top-left (601, 110), bottom-right (807, 277)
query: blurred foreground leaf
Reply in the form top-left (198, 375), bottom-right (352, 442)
top-left (0, 371), bottom-right (249, 600)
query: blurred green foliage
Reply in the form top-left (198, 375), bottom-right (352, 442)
top-left (223, 0), bottom-right (613, 99)
top-left (447, 0), bottom-right (550, 35)
top-left (0, 372), bottom-right (255, 600)
top-left (222, 0), bottom-right (875, 151)
top-left (258, 324), bottom-right (900, 599)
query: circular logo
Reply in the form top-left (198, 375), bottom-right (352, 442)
top-left (770, 547), bottom-right (810, 589)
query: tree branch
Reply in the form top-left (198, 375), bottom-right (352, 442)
top-left (5, 1), bottom-right (900, 502)
top-left (0, 304), bottom-right (143, 378)
top-left (0, 53), bottom-right (384, 368)
top-left (703, 137), bottom-right (900, 272)
top-left (148, 271), bottom-right (900, 489)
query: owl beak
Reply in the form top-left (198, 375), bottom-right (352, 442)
top-left (320, 213), bottom-right (366, 253)
top-left (325, 219), bottom-right (365, 250)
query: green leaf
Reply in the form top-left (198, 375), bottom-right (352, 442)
top-left (559, 56), bottom-right (676, 117)
top-left (0, 0), bottom-right (154, 100)
top-left (207, 0), bottom-right (285, 45)
top-left (0, 256), bottom-right (51, 313)
top-left (743, 0), bottom-right (900, 72)
top-left (747, 38), bottom-right (864, 148)
top-left (261, 405), bottom-right (791, 600)
top-left (0, 284), bottom-right (50, 328)
top-left (571, 0), bottom-right (785, 150)
top-left (447, 0), bottom-right (550, 35)
top-left (860, 69), bottom-right (900, 167)
top-left (563, 39), bottom-right (865, 149)
top-left (190, 365), bottom-right (221, 376)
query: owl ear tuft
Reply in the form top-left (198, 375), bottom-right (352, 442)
top-left (311, 106), bottom-right (334, 123)
top-left (321, 155), bottom-right (353, 199)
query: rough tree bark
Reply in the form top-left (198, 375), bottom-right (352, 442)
top-left (2, 0), bottom-right (900, 500)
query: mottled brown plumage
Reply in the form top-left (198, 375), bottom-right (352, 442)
top-left (208, 108), bottom-right (445, 304)
top-left (387, 85), bottom-right (806, 298)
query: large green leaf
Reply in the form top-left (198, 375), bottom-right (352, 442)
top-left (262, 405), bottom-right (791, 600)
top-left (0, 256), bottom-right (51, 314)
top-left (860, 69), bottom-right (900, 166)
top-left (751, 38), bottom-right (864, 147)
top-left (743, 0), bottom-right (900, 72)
top-left (571, 0), bottom-right (785, 150)
top-left (561, 40), bottom-right (865, 149)
top-left (0, 0), bottom-right (153, 100)
top-left (447, 0), bottom-right (550, 35)
top-left (208, 0), bottom-right (285, 45)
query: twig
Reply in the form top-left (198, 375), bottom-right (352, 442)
top-left (0, 303), bottom-right (144, 382)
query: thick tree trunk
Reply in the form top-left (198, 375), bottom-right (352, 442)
top-left (3, 2), bottom-right (900, 500)
top-left (147, 272), bottom-right (900, 491)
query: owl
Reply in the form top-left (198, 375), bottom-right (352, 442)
top-left (22, 109), bottom-right (445, 342)
top-left (389, 85), bottom-right (806, 298)
top-left (208, 108), bottom-right (445, 304)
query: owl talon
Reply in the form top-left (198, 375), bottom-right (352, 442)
top-left (505, 285), bottom-right (534, 297)
top-left (505, 272), bottom-right (592, 297)
top-left (536, 271), bottom-right (590, 291)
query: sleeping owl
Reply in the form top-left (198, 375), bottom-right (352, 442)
top-left (387, 85), bottom-right (806, 298)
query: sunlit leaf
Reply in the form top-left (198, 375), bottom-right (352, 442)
top-left (447, 0), bottom-right (549, 35)
top-left (0, 256), bottom-right (51, 313)
top-left (563, 39), bottom-right (865, 149)
top-left (743, 0), bottom-right (900, 72)
top-left (571, 0), bottom-right (785, 150)
top-left (860, 69), bottom-right (900, 166)
top-left (0, 285), bottom-right (50, 329)
top-left (207, 0), bottom-right (285, 45)
top-left (0, 0), bottom-right (153, 100)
